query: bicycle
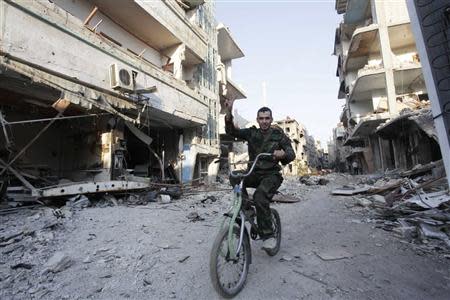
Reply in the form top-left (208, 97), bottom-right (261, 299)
top-left (209, 153), bottom-right (282, 298)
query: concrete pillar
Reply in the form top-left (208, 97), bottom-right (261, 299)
top-left (378, 136), bottom-right (385, 171)
top-left (392, 140), bottom-right (399, 169)
top-left (374, 0), bottom-right (398, 115)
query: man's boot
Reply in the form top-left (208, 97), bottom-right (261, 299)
top-left (261, 237), bottom-right (277, 251)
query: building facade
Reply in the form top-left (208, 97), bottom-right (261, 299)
top-left (275, 118), bottom-right (308, 176)
top-left (333, 0), bottom-right (441, 173)
top-left (0, 0), bottom-right (241, 198)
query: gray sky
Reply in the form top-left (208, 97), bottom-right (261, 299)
top-left (216, 0), bottom-right (345, 145)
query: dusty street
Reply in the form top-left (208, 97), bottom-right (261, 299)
top-left (1, 175), bottom-right (449, 300)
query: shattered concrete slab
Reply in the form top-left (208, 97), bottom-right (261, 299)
top-left (331, 186), bottom-right (371, 195)
top-left (405, 191), bottom-right (450, 209)
top-left (314, 249), bottom-right (353, 261)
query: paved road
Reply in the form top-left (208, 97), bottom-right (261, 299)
top-left (238, 185), bottom-right (450, 300)
top-left (1, 177), bottom-right (449, 299)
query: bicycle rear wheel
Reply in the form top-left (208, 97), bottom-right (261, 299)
top-left (264, 208), bottom-right (281, 256)
top-left (210, 225), bottom-right (251, 298)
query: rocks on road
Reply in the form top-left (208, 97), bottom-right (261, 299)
top-left (0, 174), bottom-right (449, 299)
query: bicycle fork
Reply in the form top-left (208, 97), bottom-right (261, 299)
top-left (221, 185), bottom-right (247, 260)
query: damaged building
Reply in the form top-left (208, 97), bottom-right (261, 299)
top-left (275, 117), bottom-right (325, 175)
top-left (216, 23), bottom-right (247, 172)
top-left (330, 123), bottom-right (352, 172)
top-left (0, 0), bottom-right (242, 202)
top-left (275, 117), bottom-right (308, 175)
top-left (332, 0), bottom-right (441, 174)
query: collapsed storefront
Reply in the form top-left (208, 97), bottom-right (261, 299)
top-left (376, 108), bottom-right (442, 171)
top-left (0, 0), bottom-right (226, 203)
top-left (0, 58), bottom-right (218, 203)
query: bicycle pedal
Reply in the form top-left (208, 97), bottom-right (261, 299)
top-left (243, 208), bottom-right (255, 218)
top-left (250, 227), bottom-right (258, 240)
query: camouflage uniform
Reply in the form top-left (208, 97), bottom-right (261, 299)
top-left (226, 116), bottom-right (295, 238)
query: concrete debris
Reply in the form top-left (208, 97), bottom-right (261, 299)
top-left (178, 256), bottom-right (190, 263)
top-left (0, 174), bottom-right (448, 298)
top-left (356, 198), bottom-right (372, 207)
top-left (271, 193), bottom-right (301, 203)
top-left (67, 195), bottom-right (91, 209)
top-left (158, 194), bottom-right (172, 204)
top-left (186, 211), bottom-right (205, 222)
top-left (314, 249), bottom-right (352, 261)
top-left (299, 175), bottom-right (329, 186)
top-left (357, 188), bottom-right (448, 249)
top-left (418, 224), bottom-right (450, 247)
top-left (201, 195), bottom-right (217, 204)
top-left (145, 191), bottom-right (159, 202)
top-left (10, 262), bottom-right (34, 270)
top-left (279, 255), bottom-right (293, 262)
top-left (371, 195), bottom-right (386, 205)
top-left (332, 160), bottom-right (450, 251)
top-left (42, 252), bottom-right (73, 274)
top-left (332, 186), bottom-right (371, 195)
top-left (405, 191), bottom-right (450, 209)
top-left (393, 224), bottom-right (417, 241)
top-left (159, 187), bottom-right (183, 199)
top-left (103, 194), bottom-right (118, 206)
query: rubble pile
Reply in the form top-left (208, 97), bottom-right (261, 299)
top-left (333, 161), bottom-right (450, 252)
top-left (0, 206), bottom-right (70, 298)
top-left (298, 175), bottom-right (329, 186)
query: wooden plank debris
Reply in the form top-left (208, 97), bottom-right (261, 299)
top-left (331, 186), bottom-right (371, 195)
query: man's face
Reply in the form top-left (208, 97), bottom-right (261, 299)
top-left (257, 111), bottom-right (273, 131)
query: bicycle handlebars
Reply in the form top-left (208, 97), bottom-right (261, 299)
top-left (230, 153), bottom-right (273, 179)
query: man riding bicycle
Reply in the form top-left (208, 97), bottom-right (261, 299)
top-left (224, 99), bottom-right (295, 251)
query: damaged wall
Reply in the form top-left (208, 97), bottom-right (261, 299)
top-left (0, 105), bottom-right (114, 184)
top-left (0, 0), bottom-right (225, 194)
top-left (0, 1), bottom-right (209, 126)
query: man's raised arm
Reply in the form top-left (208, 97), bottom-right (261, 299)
top-left (278, 135), bottom-right (295, 165)
top-left (224, 99), bottom-right (250, 140)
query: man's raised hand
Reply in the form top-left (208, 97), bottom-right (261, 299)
top-left (273, 149), bottom-right (286, 160)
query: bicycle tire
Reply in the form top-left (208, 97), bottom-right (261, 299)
top-left (264, 208), bottom-right (281, 256)
top-left (210, 225), bottom-right (251, 298)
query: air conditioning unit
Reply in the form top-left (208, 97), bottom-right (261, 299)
top-left (109, 63), bottom-right (135, 92)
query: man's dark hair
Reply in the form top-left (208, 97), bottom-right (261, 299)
top-left (257, 106), bottom-right (272, 118)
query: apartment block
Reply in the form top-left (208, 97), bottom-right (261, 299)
top-left (0, 0), bottom-right (237, 199)
top-left (333, 0), bottom-right (441, 173)
top-left (275, 118), bottom-right (307, 175)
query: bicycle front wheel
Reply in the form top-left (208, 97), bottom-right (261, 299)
top-left (210, 225), bottom-right (251, 298)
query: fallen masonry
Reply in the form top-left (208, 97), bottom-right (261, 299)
top-left (0, 176), bottom-right (314, 299)
top-left (332, 160), bottom-right (450, 253)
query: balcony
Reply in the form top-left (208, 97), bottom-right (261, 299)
top-left (345, 24), bottom-right (380, 72)
top-left (348, 67), bottom-right (385, 103)
top-left (394, 64), bottom-right (424, 94)
top-left (217, 24), bottom-right (244, 61)
top-left (226, 78), bottom-right (246, 101)
top-left (389, 22), bottom-right (416, 53)
top-left (90, 0), bottom-right (207, 65)
top-left (343, 113), bottom-right (389, 146)
top-left (217, 66), bottom-right (246, 113)
top-left (351, 113), bottom-right (390, 137)
top-left (175, 0), bottom-right (205, 11)
top-left (1, 0), bottom-right (209, 127)
top-left (350, 147), bottom-right (367, 154)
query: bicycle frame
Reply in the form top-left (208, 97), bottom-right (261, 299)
top-left (220, 153), bottom-right (273, 260)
